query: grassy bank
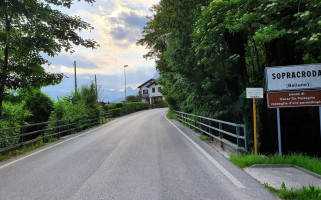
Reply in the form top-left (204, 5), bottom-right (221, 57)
top-left (264, 183), bottom-right (321, 200)
top-left (230, 153), bottom-right (321, 176)
top-left (231, 153), bottom-right (321, 199)
top-left (0, 141), bottom-right (45, 162)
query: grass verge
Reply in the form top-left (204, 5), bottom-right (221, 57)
top-left (199, 135), bottom-right (210, 141)
top-left (0, 140), bottom-right (45, 162)
top-left (231, 153), bottom-right (321, 199)
top-left (264, 183), bottom-right (321, 200)
top-left (166, 109), bottom-right (176, 119)
top-left (0, 118), bottom-right (115, 163)
top-left (230, 153), bottom-right (321, 176)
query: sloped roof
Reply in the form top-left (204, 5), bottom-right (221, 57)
top-left (137, 78), bottom-right (157, 88)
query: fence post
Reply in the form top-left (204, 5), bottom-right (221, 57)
top-left (20, 126), bottom-right (24, 147)
top-left (209, 120), bottom-right (213, 141)
top-left (42, 123), bottom-right (45, 143)
top-left (243, 125), bottom-right (248, 152)
top-left (236, 126), bottom-right (240, 151)
top-left (57, 121), bottom-right (61, 139)
top-left (219, 123), bottom-right (223, 148)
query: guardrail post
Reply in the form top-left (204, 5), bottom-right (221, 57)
top-left (20, 126), bottom-right (24, 147)
top-left (40, 124), bottom-right (44, 143)
top-left (57, 121), bottom-right (61, 139)
top-left (243, 125), bottom-right (248, 152)
top-left (219, 123), bottom-right (223, 148)
top-left (209, 120), bottom-right (213, 141)
top-left (236, 126), bottom-right (240, 151)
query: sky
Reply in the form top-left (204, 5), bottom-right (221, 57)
top-left (42, 0), bottom-right (160, 102)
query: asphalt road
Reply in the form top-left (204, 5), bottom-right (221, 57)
top-left (0, 108), bottom-right (277, 200)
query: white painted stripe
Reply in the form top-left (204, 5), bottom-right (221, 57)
top-left (165, 115), bottom-right (245, 189)
top-left (0, 119), bottom-right (118, 170)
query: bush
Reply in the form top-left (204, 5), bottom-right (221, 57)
top-left (24, 90), bottom-right (54, 123)
top-left (0, 101), bottom-right (32, 148)
top-left (154, 100), bottom-right (167, 108)
top-left (49, 83), bottom-right (102, 122)
top-left (105, 102), bottom-right (149, 117)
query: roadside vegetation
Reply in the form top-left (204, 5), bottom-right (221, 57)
top-left (166, 109), bottom-right (175, 119)
top-left (199, 135), bottom-right (210, 141)
top-left (230, 153), bottom-right (321, 176)
top-left (264, 183), bottom-right (321, 200)
top-left (231, 153), bottom-right (321, 199)
top-left (139, 0), bottom-right (321, 156)
top-left (103, 102), bottom-right (149, 117)
top-left (0, 141), bottom-right (45, 162)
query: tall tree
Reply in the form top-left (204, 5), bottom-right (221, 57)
top-left (0, 0), bottom-right (99, 117)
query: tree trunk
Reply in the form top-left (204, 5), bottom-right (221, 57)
top-left (0, 4), bottom-right (10, 118)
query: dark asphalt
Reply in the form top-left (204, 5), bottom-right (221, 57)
top-left (0, 108), bottom-right (277, 200)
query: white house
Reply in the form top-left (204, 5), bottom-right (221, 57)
top-left (137, 78), bottom-right (164, 106)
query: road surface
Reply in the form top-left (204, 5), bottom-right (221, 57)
top-left (0, 108), bottom-right (276, 200)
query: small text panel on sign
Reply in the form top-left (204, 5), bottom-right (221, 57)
top-left (246, 88), bottom-right (264, 99)
top-left (265, 64), bottom-right (321, 92)
top-left (267, 90), bottom-right (321, 108)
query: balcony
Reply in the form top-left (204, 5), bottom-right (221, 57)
top-left (140, 94), bottom-right (149, 98)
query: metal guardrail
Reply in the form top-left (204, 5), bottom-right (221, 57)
top-left (0, 113), bottom-right (113, 154)
top-left (174, 111), bottom-right (247, 152)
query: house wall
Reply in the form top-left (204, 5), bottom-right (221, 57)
top-left (139, 82), bottom-right (164, 104)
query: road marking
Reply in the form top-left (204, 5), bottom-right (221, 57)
top-left (165, 115), bottom-right (246, 189)
top-left (0, 119), bottom-right (118, 170)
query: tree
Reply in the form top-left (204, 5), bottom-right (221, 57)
top-left (0, 0), bottom-right (99, 117)
top-left (126, 95), bottom-right (140, 102)
top-left (24, 90), bottom-right (54, 123)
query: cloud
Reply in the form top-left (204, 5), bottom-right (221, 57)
top-left (43, 0), bottom-right (160, 99)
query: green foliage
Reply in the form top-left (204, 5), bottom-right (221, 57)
top-left (0, 140), bottom-right (44, 162)
top-left (0, 101), bottom-right (31, 129)
top-left (153, 99), bottom-right (167, 108)
top-left (199, 135), bottom-right (210, 141)
top-left (23, 90), bottom-right (54, 123)
top-left (264, 183), bottom-right (321, 200)
top-left (0, 0), bottom-right (99, 117)
top-left (230, 153), bottom-right (321, 176)
top-left (126, 95), bottom-right (140, 102)
top-left (105, 102), bottom-right (149, 117)
top-left (166, 108), bottom-right (175, 119)
top-left (139, 0), bottom-right (321, 155)
top-left (0, 101), bottom-right (31, 147)
top-left (49, 83), bottom-right (102, 121)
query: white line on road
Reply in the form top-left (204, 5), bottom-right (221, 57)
top-left (0, 119), bottom-right (118, 170)
top-left (165, 115), bottom-right (245, 189)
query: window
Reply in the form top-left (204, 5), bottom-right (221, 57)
top-left (152, 88), bottom-right (155, 93)
top-left (143, 89), bottom-right (148, 94)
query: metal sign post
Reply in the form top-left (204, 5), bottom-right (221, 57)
top-left (277, 108), bottom-right (282, 155)
top-left (246, 88), bottom-right (263, 155)
top-left (253, 98), bottom-right (258, 155)
top-left (319, 106), bottom-right (321, 141)
top-left (265, 64), bottom-right (321, 155)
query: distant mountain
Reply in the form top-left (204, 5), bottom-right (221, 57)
top-left (153, 72), bottom-right (160, 79)
top-left (110, 86), bottom-right (139, 103)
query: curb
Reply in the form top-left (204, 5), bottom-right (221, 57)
top-left (249, 164), bottom-right (321, 180)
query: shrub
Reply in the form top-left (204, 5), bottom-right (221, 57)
top-left (106, 102), bottom-right (149, 117)
top-left (154, 100), bottom-right (167, 108)
top-left (24, 90), bottom-right (54, 123)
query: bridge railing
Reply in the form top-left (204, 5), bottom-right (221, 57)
top-left (0, 113), bottom-right (113, 154)
top-left (174, 111), bottom-right (247, 152)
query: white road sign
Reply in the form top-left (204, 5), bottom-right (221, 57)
top-left (246, 88), bottom-right (263, 99)
top-left (265, 64), bottom-right (321, 92)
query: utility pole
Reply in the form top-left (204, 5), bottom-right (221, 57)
top-left (124, 65), bottom-right (128, 102)
top-left (95, 74), bottom-right (98, 101)
top-left (74, 61), bottom-right (77, 92)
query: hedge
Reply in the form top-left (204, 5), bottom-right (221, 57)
top-left (106, 102), bottom-right (149, 117)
